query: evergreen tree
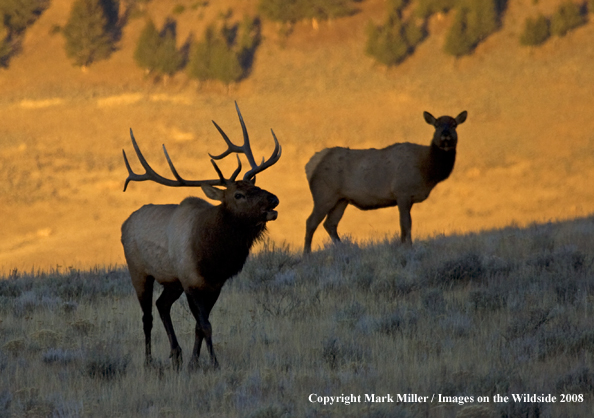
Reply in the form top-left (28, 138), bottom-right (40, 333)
top-left (550, 1), bottom-right (585, 37)
top-left (134, 18), bottom-right (183, 77)
top-left (259, 0), bottom-right (358, 23)
top-left (134, 18), bottom-right (160, 71)
top-left (0, 22), bottom-right (10, 67)
top-left (187, 16), bottom-right (260, 85)
top-left (415, 0), bottom-right (455, 19)
top-left (0, 0), bottom-right (49, 67)
top-left (366, 1), bottom-right (424, 66)
top-left (63, 0), bottom-right (115, 67)
top-left (1, 0), bottom-right (50, 35)
top-left (154, 20), bottom-right (183, 76)
top-left (301, 0), bottom-right (357, 20)
top-left (444, 0), bottom-right (498, 57)
top-left (520, 14), bottom-right (550, 46)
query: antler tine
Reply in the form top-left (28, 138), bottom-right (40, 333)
top-left (122, 129), bottom-right (226, 191)
top-left (209, 102), bottom-right (257, 167)
top-left (209, 102), bottom-right (281, 182)
top-left (209, 155), bottom-right (243, 185)
top-left (229, 154), bottom-right (243, 181)
top-left (234, 101), bottom-right (258, 168)
top-left (243, 129), bottom-right (282, 181)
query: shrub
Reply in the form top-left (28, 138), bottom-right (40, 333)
top-left (444, 0), bottom-right (499, 57)
top-left (520, 14), bottom-right (550, 46)
top-left (62, 0), bottom-right (116, 66)
top-left (550, 1), bottom-right (585, 37)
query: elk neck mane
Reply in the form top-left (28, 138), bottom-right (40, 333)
top-left (422, 144), bottom-right (456, 185)
top-left (192, 205), bottom-right (268, 283)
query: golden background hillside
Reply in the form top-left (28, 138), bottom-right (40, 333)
top-left (1, 0), bottom-right (593, 273)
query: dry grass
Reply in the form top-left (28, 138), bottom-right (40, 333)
top-left (1, 0), bottom-right (594, 274)
top-left (1, 218), bottom-right (594, 417)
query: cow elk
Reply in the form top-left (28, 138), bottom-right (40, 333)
top-left (121, 103), bottom-right (281, 370)
top-left (304, 110), bottom-right (467, 253)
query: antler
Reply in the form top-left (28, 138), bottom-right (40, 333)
top-left (210, 101), bottom-right (282, 181)
top-left (122, 129), bottom-right (242, 192)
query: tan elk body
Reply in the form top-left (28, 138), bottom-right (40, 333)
top-left (121, 103), bottom-right (281, 370)
top-left (304, 110), bottom-right (467, 253)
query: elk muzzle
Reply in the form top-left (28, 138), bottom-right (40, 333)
top-left (265, 194), bottom-right (279, 221)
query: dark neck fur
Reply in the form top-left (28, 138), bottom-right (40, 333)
top-left (424, 144), bottom-right (456, 185)
top-left (194, 210), bottom-right (267, 286)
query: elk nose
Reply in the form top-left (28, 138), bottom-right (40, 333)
top-left (268, 194), bottom-right (279, 208)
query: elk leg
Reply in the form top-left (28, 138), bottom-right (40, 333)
top-left (397, 200), bottom-right (413, 244)
top-left (156, 282), bottom-right (184, 370)
top-left (305, 199), bottom-right (339, 254)
top-left (186, 288), bottom-right (222, 370)
top-left (133, 274), bottom-right (155, 366)
top-left (323, 200), bottom-right (348, 243)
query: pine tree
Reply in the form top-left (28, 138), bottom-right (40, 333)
top-left (1, 0), bottom-right (50, 35)
top-left (63, 0), bottom-right (115, 67)
top-left (365, 2), bottom-right (424, 66)
top-left (444, 0), bottom-right (498, 57)
top-left (550, 1), bottom-right (585, 37)
top-left (300, 0), bottom-right (357, 20)
top-left (0, 0), bottom-right (49, 67)
top-left (134, 18), bottom-right (183, 77)
top-left (154, 22), bottom-right (183, 76)
top-left (0, 23), bottom-right (10, 67)
top-left (134, 18), bottom-right (160, 71)
top-left (258, 0), bottom-right (300, 22)
top-left (259, 0), bottom-right (357, 23)
top-left (520, 14), bottom-right (550, 46)
top-left (415, 0), bottom-right (455, 18)
top-left (187, 17), bottom-right (260, 85)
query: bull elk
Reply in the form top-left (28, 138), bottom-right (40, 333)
top-left (303, 110), bottom-right (467, 253)
top-left (121, 103), bottom-right (281, 370)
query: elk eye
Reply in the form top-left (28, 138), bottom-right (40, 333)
top-left (234, 193), bottom-right (245, 200)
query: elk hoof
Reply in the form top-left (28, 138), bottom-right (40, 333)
top-left (170, 347), bottom-right (183, 371)
top-left (187, 358), bottom-right (200, 373)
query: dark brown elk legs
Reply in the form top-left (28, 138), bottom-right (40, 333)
top-left (136, 275), bottom-right (155, 366)
top-left (156, 283), bottom-right (184, 370)
top-left (186, 288), bottom-right (222, 370)
top-left (398, 200), bottom-right (413, 244)
top-left (323, 200), bottom-right (348, 244)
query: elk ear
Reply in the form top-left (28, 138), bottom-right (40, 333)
top-left (455, 111), bottom-right (468, 125)
top-left (423, 111), bottom-right (436, 126)
top-left (202, 184), bottom-right (225, 201)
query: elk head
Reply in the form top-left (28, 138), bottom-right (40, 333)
top-left (122, 101), bottom-right (281, 221)
top-left (424, 110), bottom-right (467, 152)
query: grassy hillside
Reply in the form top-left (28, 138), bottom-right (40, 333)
top-left (1, 0), bottom-right (594, 272)
top-left (1, 217), bottom-right (594, 417)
